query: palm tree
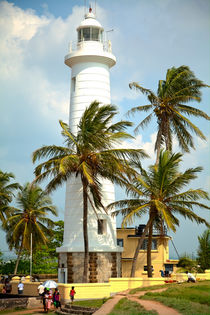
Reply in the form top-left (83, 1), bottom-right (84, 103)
top-left (32, 101), bottom-right (148, 282)
top-left (197, 229), bottom-right (210, 271)
top-left (5, 182), bottom-right (57, 274)
top-left (0, 170), bottom-right (20, 223)
top-left (110, 150), bottom-right (210, 277)
top-left (129, 65), bottom-right (210, 163)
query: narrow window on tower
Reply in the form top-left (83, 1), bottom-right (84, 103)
top-left (71, 77), bottom-right (76, 93)
top-left (98, 219), bottom-right (107, 235)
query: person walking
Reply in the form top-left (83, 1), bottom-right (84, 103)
top-left (42, 288), bottom-right (47, 313)
top-left (18, 281), bottom-right (24, 294)
top-left (53, 288), bottom-right (61, 310)
top-left (70, 286), bottom-right (76, 304)
top-left (37, 282), bottom-right (45, 296)
top-left (45, 288), bottom-right (52, 313)
top-left (5, 280), bottom-right (12, 293)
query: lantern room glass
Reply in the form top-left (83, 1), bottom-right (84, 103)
top-left (78, 27), bottom-right (103, 42)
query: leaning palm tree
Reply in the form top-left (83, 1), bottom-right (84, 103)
top-left (0, 170), bottom-right (20, 223)
top-left (32, 101), bottom-right (148, 282)
top-left (129, 66), bottom-right (210, 163)
top-left (5, 182), bottom-right (57, 274)
top-left (110, 150), bottom-right (210, 277)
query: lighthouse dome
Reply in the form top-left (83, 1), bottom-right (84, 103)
top-left (77, 9), bottom-right (104, 42)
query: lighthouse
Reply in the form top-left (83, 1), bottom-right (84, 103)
top-left (57, 8), bottom-right (122, 283)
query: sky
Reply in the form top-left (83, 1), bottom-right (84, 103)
top-left (0, 0), bottom-right (210, 260)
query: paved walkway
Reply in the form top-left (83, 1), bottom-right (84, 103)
top-left (93, 288), bottom-right (181, 315)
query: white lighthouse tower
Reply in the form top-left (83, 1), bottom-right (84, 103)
top-left (57, 8), bottom-right (122, 283)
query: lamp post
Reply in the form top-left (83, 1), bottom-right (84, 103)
top-left (30, 233), bottom-right (32, 281)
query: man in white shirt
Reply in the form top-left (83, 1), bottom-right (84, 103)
top-left (37, 282), bottom-right (45, 296)
top-left (18, 281), bottom-right (24, 294)
top-left (186, 271), bottom-right (196, 283)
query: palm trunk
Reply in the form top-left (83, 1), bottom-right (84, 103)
top-left (14, 242), bottom-right (23, 275)
top-left (165, 117), bottom-right (171, 151)
top-left (155, 146), bottom-right (161, 165)
top-left (147, 218), bottom-right (153, 277)
top-left (82, 178), bottom-right (89, 283)
top-left (130, 213), bottom-right (155, 277)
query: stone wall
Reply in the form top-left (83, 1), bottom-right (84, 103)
top-left (59, 252), bottom-right (121, 283)
top-left (0, 294), bottom-right (41, 311)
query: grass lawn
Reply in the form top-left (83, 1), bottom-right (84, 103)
top-left (74, 297), bottom-right (109, 308)
top-left (108, 298), bottom-right (158, 315)
top-left (129, 283), bottom-right (175, 294)
top-left (140, 280), bottom-right (210, 315)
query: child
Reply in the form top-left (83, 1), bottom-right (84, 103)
top-left (53, 288), bottom-right (61, 309)
top-left (70, 286), bottom-right (76, 303)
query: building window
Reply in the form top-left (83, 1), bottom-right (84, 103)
top-left (71, 77), bottom-right (76, 92)
top-left (78, 27), bottom-right (102, 42)
top-left (92, 28), bottom-right (99, 40)
top-left (78, 29), bottom-right (82, 42)
top-left (165, 264), bottom-right (174, 272)
top-left (144, 265), bottom-right (154, 271)
top-left (117, 239), bottom-right (124, 247)
top-left (98, 219), bottom-right (106, 235)
top-left (83, 28), bottom-right (91, 41)
top-left (141, 239), bottom-right (157, 250)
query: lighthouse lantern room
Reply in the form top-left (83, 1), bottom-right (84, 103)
top-left (57, 8), bottom-right (122, 284)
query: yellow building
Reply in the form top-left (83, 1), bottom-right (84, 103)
top-left (117, 224), bottom-right (178, 278)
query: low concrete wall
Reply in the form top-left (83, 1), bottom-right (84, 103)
top-left (1, 269), bottom-right (209, 304)
top-left (109, 277), bottom-right (166, 294)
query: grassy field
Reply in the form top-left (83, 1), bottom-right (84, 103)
top-left (74, 297), bottom-right (109, 308)
top-left (108, 298), bottom-right (157, 315)
top-left (129, 283), bottom-right (175, 294)
top-left (140, 280), bottom-right (210, 315)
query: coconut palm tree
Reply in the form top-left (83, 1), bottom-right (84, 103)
top-left (129, 65), bottom-right (210, 163)
top-left (5, 182), bottom-right (57, 274)
top-left (110, 150), bottom-right (210, 277)
top-left (0, 170), bottom-right (20, 223)
top-left (197, 229), bottom-right (210, 271)
top-left (32, 101), bottom-right (148, 282)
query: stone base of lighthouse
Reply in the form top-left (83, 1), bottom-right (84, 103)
top-left (58, 252), bottom-right (121, 283)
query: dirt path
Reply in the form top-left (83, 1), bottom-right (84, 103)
top-left (93, 288), bottom-right (181, 315)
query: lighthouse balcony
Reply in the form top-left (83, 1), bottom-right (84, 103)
top-left (68, 39), bottom-right (113, 54)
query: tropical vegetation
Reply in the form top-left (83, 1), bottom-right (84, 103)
top-left (110, 150), bottom-right (210, 277)
top-left (197, 229), bottom-right (210, 271)
top-left (0, 221), bottom-right (64, 275)
top-left (4, 182), bottom-right (57, 274)
top-left (0, 170), bottom-right (20, 223)
top-left (129, 65), bottom-right (210, 163)
top-left (32, 101), bottom-right (147, 282)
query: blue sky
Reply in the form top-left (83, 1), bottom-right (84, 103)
top-left (0, 0), bottom-right (209, 260)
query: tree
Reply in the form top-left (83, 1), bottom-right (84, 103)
top-left (177, 256), bottom-right (198, 273)
top-left (32, 220), bottom-right (64, 274)
top-left (5, 183), bottom-right (57, 274)
top-left (110, 150), bottom-right (210, 277)
top-left (0, 170), bottom-right (20, 223)
top-left (32, 101), bottom-right (147, 282)
top-left (197, 229), bottom-right (210, 271)
top-left (129, 65), bottom-right (210, 163)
